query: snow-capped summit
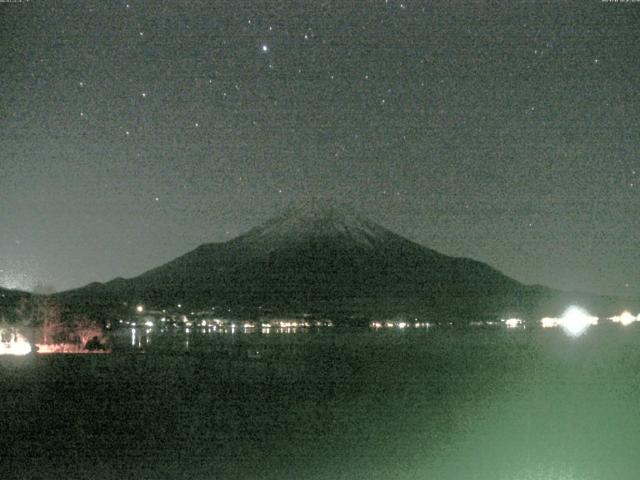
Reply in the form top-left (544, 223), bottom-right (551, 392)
top-left (237, 200), bottom-right (393, 250)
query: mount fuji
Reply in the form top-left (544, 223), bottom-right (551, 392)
top-left (58, 201), bottom-right (559, 321)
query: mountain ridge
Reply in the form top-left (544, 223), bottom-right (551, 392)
top-left (55, 203), bottom-right (537, 320)
top-left (53, 203), bottom-right (640, 322)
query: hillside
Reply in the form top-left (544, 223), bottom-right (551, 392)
top-left (57, 202), bottom-right (635, 322)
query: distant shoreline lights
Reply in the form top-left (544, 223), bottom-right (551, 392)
top-left (503, 318), bottom-right (523, 329)
top-left (609, 311), bottom-right (639, 327)
top-left (540, 306), bottom-right (598, 337)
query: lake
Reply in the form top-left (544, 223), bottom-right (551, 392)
top-left (2, 324), bottom-right (640, 479)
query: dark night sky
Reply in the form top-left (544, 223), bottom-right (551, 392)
top-left (1, 0), bottom-right (639, 296)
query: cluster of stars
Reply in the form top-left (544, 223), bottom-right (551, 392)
top-left (71, 2), bottom-right (443, 146)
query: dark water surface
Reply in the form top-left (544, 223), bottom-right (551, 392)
top-left (2, 326), bottom-right (640, 479)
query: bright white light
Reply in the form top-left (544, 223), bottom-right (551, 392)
top-left (261, 44), bottom-right (268, 52)
top-left (144, 320), bottom-right (154, 327)
top-left (559, 306), bottom-right (598, 337)
top-left (503, 318), bottom-right (523, 329)
top-left (540, 317), bottom-right (558, 328)
top-left (0, 330), bottom-right (31, 356)
top-left (610, 311), bottom-right (637, 326)
top-left (136, 305), bottom-right (144, 313)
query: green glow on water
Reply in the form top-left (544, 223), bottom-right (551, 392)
top-left (2, 326), bottom-right (640, 479)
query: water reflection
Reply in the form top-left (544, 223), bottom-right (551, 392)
top-left (119, 319), bottom-right (337, 354)
top-left (118, 305), bottom-right (640, 354)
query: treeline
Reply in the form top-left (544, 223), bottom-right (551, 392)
top-left (0, 295), bottom-right (105, 347)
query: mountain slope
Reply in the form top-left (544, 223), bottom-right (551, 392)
top-left (59, 202), bottom-right (541, 320)
top-left (134, 203), bottom-right (524, 307)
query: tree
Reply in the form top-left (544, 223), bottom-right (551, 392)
top-left (71, 315), bottom-right (105, 348)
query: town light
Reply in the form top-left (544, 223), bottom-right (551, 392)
top-left (540, 317), bottom-right (558, 328)
top-left (503, 318), bottom-right (523, 329)
top-left (610, 311), bottom-right (637, 326)
top-left (559, 306), bottom-right (598, 337)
